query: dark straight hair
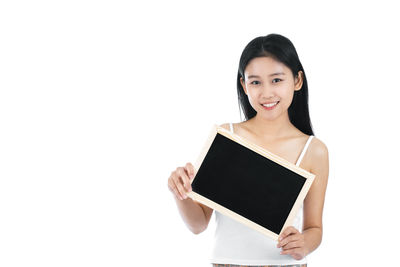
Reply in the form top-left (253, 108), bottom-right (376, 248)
top-left (236, 33), bottom-right (314, 136)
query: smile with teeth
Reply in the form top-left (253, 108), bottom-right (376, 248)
top-left (262, 102), bottom-right (278, 108)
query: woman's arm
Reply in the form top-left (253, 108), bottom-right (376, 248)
top-left (302, 137), bottom-right (329, 254)
top-left (278, 137), bottom-right (329, 259)
top-left (168, 163), bottom-right (214, 234)
top-left (173, 194), bottom-right (214, 234)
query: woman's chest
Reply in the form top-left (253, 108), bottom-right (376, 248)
top-left (235, 132), bottom-right (311, 171)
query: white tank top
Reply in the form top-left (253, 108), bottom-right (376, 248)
top-left (209, 122), bottom-right (314, 265)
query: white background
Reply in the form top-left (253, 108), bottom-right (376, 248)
top-left (1, 1), bottom-right (399, 266)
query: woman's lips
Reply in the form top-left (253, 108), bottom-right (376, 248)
top-left (261, 101), bottom-right (279, 110)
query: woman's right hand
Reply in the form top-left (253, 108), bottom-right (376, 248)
top-left (167, 162), bottom-right (195, 201)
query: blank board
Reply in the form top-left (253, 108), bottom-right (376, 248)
top-left (187, 124), bottom-right (315, 241)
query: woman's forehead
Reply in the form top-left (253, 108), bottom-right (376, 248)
top-left (245, 57), bottom-right (288, 77)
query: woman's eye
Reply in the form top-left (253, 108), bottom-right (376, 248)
top-left (250, 81), bottom-right (260, 85)
top-left (272, 78), bottom-right (282, 83)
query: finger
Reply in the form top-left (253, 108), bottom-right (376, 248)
top-left (168, 178), bottom-right (184, 200)
top-left (281, 239), bottom-right (304, 250)
top-left (174, 175), bottom-right (188, 199)
top-left (172, 184), bottom-right (183, 200)
top-left (171, 172), bottom-right (187, 199)
top-left (185, 162), bottom-right (196, 182)
top-left (280, 248), bottom-right (304, 260)
top-left (178, 167), bottom-right (192, 192)
top-left (282, 226), bottom-right (298, 236)
top-left (278, 233), bottom-right (301, 248)
top-left (280, 247), bottom-right (301, 254)
top-left (279, 226), bottom-right (298, 241)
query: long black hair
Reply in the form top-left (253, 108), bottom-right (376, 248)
top-left (237, 33), bottom-right (314, 136)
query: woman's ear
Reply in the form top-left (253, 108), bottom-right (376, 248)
top-left (294, 71), bottom-right (303, 91)
top-left (240, 77), bottom-right (247, 95)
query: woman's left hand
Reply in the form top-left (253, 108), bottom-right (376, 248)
top-left (277, 226), bottom-right (307, 260)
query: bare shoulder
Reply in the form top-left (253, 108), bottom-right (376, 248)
top-left (219, 121), bottom-right (249, 133)
top-left (310, 136), bottom-right (329, 158)
top-left (218, 123), bottom-right (231, 131)
top-left (308, 136), bottom-right (329, 174)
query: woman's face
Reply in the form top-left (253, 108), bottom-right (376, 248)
top-left (240, 56), bottom-right (303, 121)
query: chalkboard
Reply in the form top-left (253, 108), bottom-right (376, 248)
top-left (187, 124), bottom-right (315, 241)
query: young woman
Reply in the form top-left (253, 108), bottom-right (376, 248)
top-left (167, 33), bottom-right (329, 267)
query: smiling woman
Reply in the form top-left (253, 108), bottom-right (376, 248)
top-left (239, 56), bottom-right (304, 121)
top-left (167, 33), bottom-right (329, 267)
top-left (236, 34), bottom-right (313, 136)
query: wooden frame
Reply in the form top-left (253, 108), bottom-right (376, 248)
top-left (186, 124), bottom-right (315, 241)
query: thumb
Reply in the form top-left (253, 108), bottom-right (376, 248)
top-left (185, 162), bottom-right (195, 181)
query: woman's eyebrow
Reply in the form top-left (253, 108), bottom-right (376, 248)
top-left (247, 72), bottom-right (285, 79)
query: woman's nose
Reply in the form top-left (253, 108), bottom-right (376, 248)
top-left (260, 85), bottom-right (275, 99)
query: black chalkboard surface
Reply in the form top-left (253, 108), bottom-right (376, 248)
top-left (187, 124), bottom-right (315, 241)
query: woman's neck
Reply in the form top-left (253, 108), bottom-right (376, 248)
top-left (247, 113), bottom-right (294, 139)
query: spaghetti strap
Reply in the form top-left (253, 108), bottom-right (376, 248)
top-left (229, 122), bottom-right (234, 133)
top-left (295, 135), bottom-right (314, 167)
